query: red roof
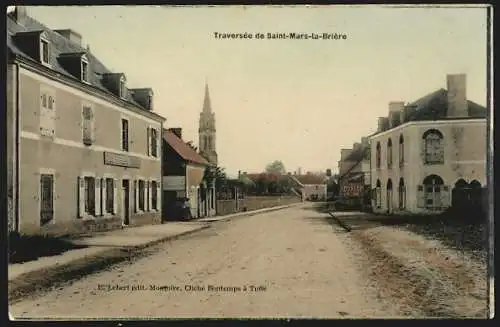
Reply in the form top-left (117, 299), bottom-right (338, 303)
top-left (163, 130), bottom-right (210, 166)
top-left (294, 174), bottom-right (326, 185)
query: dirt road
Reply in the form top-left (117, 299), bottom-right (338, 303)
top-left (9, 204), bottom-right (400, 319)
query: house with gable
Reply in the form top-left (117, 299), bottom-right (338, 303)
top-left (162, 128), bottom-right (216, 220)
top-left (7, 7), bottom-right (166, 236)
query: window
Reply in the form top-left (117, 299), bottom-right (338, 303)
top-left (421, 174), bottom-right (444, 210)
top-left (398, 178), bottom-right (406, 209)
top-left (48, 96), bottom-right (54, 110)
top-left (151, 128), bottom-right (158, 157)
top-left (40, 38), bottom-right (50, 65)
top-left (121, 118), bottom-right (129, 152)
top-left (82, 105), bottom-right (94, 146)
top-left (119, 76), bottom-right (126, 98)
top-left (81, 59), bottom-right (89, 82)
top-left (147, 93), bottom-right (153, 110)
top-left (151, 181), bottom-right (158, 210)
top-left (375, 142), bottom-right (381, 169)
top-left (387, 138), bottom-right (393, 169)
top-left (399, 134), bottom-right (404, 166)
top-left (106, 178), bottom-right (114, 214)
top-left (139, 180), bottom-right (145, 211)
top-left (40, 89), bottom-right (56, 137)
top-left (84, 177), bottom-right (95, 215)
top-left (375, 179), bottom-right (382, 208)
top-left (423, 129), bottom-right (444, 165)
top-left (40, 174), bottom-right (54, 225)
top-left (386, 179), bottom-right (393, 211)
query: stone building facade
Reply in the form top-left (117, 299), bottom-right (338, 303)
top-left (7, 7), bottom-right (165, 235)
top-left (369, 74), bottom-right (487, 215)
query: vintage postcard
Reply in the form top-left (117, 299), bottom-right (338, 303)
top-left (6, 4), bottom-right (493, 320)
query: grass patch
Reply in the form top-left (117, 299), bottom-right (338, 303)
top-left (9, 232), bottom-right (87, 264)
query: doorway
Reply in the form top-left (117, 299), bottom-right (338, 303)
top-left (122, 179), bottom-right (130, 226)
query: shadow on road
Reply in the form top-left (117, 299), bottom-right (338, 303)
top-left (9, 232), bottom-right (88, 264)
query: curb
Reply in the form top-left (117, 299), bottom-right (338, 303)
top-left (8, 224), bottom-right (211, 303)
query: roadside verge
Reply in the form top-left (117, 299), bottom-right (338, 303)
top-left (330, 212), bottom-right (488, 318)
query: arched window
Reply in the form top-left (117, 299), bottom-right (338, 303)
top-left (422, 174), bottom-right (444, 210)
top-left (376, 142), bottom-right (381, 168)
top-left (386, 179), bottom-right (393, 211)
top-left (422, 129), bottom-right (444, 164)
top-left (399, 134), bottom-right (404, 165)
top-left (387, 138), bottom-right (393, 168)
top-left (376, 179), bottom-right (381, 208)
top-left (41, 94), bottom-right (47, 108)
top-left (398, 178), bottom-right (406, 209)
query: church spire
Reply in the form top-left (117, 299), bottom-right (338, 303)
top-left (203, 81), bottom-right (212, 113)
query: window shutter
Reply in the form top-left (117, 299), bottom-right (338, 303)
top-left (147, 127), bottom-right (151, 156)
top-left (78, 176), bottom-right (85, 218)
top-left (91, 113), bottom-right (96, 143)
top-left (101, 178), bottom-right (106, 215)
top-left (441, 186), bottom-right (450, 208)
top-left (113, 178), bottom-right (118, 214)
top-left (156, 129), bottom-right (161, 158)
top-left (49, 102), bottom-right (56, 137)
top-left (134, 180), bottom-right (139, 213)
top-left (417, 185), bottom-right (425, 208)
top-left (156, 181), bottom-right (161, 211)
top-left (148, 181), bottom-right (153, 211)
top-left (95, 178), bottom-right (101, 216)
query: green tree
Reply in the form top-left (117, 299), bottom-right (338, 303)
top-left (203, 166), bottom-right (227, 191)
top-left (265, 160), bottom-right (286, 174)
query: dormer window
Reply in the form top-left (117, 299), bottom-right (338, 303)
top-left (119, 76), bottom-right (126, 99)
top-left (81, 55), bottom-right (89, 83)
top-left (40, 37), bottom-right (50, 65)
top-left (147, 93), bottom-right (153, 110)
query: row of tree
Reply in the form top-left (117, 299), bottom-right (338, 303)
top-left (202, 160), bottom-right (339, 200)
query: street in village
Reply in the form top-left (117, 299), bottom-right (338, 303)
top-left (9, 203), bottom-right (488, 319)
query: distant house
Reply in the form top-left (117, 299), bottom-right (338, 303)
top-left (337, 139), bottom-right (371, 208)
top-left (289, 174), bottom-right (327, 201)
top-left (370, 74), bottom-right (487, 215)
top-left (162, 128), bottom-right (215, 220)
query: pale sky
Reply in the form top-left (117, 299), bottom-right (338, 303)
top-left (24, 5), bottom-right (488, 177)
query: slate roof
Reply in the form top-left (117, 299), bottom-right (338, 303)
top-left (163, 130), bottom-right (210, 166)
top-left (7, 12), bottom-right (164, 120)
top-left (406, 88), bottom-right (487, 121)
top-left (343, 145), bottom-right (370, 162)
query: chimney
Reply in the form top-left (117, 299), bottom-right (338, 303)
top-left (377, 117), bottom-right (389, 132)
top-left (447, 74), bottom-right (468, 118)
top-left (10, 6), bottom-right (28, 26)
top-left (341, 149), bottom-right (352, 160)
top-left (168, 128), bottom-right (182, 139)
top-left (388, 102), bottom-right (404, 128)
top-left (353, 142), bottom-right (361, 151)
top-left (402, 104), bottom-right (417, 123)
top-left (54, 29), bottom-right (83, 47)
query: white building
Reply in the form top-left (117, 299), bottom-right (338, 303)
top-left (369, 74), bottom-right (487, 215)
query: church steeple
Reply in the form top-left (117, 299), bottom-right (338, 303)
top-left (203, 81), bottom-right (212, 113)
top-left (199, 81), bottom-right (218, 166)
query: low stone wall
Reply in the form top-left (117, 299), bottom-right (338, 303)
top-left (216, 196), bottom-right (301, 216)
